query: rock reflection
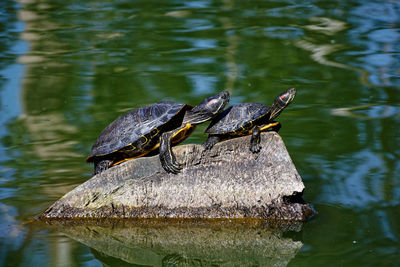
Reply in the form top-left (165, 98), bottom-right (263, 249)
top-left (50, 220), bottom-right (303, 266)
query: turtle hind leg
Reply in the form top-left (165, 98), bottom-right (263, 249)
top-left (159, 131), bottom-right (182, 174)
top-left (203, 135), bottom-right (220, 150)
top-left (250, 126), bottom-right (262, 153)
top-left (93, 159), bottom-right (113, 175)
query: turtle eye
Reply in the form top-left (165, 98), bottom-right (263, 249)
top-left (220, 91), bottom-right (229, 99)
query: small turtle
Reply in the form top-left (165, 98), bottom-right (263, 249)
top-left (203, 88), bottom-right (296, 152)
top-left (86, 91), bottom-right (230, 175)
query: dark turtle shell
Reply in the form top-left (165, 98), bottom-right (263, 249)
top-left (86, 101), bottom-right (191, 162)
top-left (205, 103), bottom-right (271, 135)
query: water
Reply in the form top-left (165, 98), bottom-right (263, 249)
top-left (1, 0), bottom-right (399, 266)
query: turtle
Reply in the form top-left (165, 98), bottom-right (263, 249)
top-left (203, 87), bottom-right (296, 153)
top-left (86, 91), bottom-right (230, 175)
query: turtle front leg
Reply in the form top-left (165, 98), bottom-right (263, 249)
top-left (250, 125), bottom-right (262, 153)
top-left (203, 135), bottom-right (220, 150)
top-left (160, 131), bottom-right (182, 174)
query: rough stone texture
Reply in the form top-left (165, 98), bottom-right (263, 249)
top-left (44, 220), bottom-right (303, 266)
top-left (39, 132), bottom-right (314, 221)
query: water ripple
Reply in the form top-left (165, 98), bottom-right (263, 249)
top-left (267, 4), bottom-right (324, 19)
top-left (263, 26), bottom-right (304, 39)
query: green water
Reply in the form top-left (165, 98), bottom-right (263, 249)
top-left (1, 0), bottom-right (399, 266)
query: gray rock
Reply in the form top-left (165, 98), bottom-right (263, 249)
top-left (39, 132), bottom-right (314, 221)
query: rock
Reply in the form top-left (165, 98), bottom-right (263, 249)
top-left (39, 132), bottom-right (314, 221)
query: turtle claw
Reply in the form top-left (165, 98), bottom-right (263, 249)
top-left (250, 144), bottom-right (262, 154)
top-left (168, 161), bottom-right (182, 174)
top-left (203, 141), bottom-right (212, 150)
top-left (160, 156), bottom-right (182, 174)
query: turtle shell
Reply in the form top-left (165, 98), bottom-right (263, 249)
top-left (205, 103), bottom-right (270, 134)
top-left (87, 101), bottom-right (190, 161)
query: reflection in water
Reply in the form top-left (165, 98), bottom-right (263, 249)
top-left (220, 0), bottom-right (239, 94)
top-left (304, 17), bottom-right (347, 36)
top-left (293, 16), bottom-right (372, 86)
top-left (348, 1), bottom-right (400, 87)
top-left (295, 16), bottom-right (347, 68)
top-left (331, 104), bottom-right (400, 119)
top-left (45, 220), bottom-right (303, 266)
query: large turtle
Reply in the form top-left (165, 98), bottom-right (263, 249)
top-left (87, 91), bottom-right (230, 175)
top-left (203, 88), bottom-right (296, 152)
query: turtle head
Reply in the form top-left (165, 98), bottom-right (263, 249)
top-left (184, 91), bottom-right (230, 124)
top-left (269, 87), bottom-right (296, 120)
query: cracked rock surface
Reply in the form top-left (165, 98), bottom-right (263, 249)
top-left (39, 132), bottom-right (314, 221)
